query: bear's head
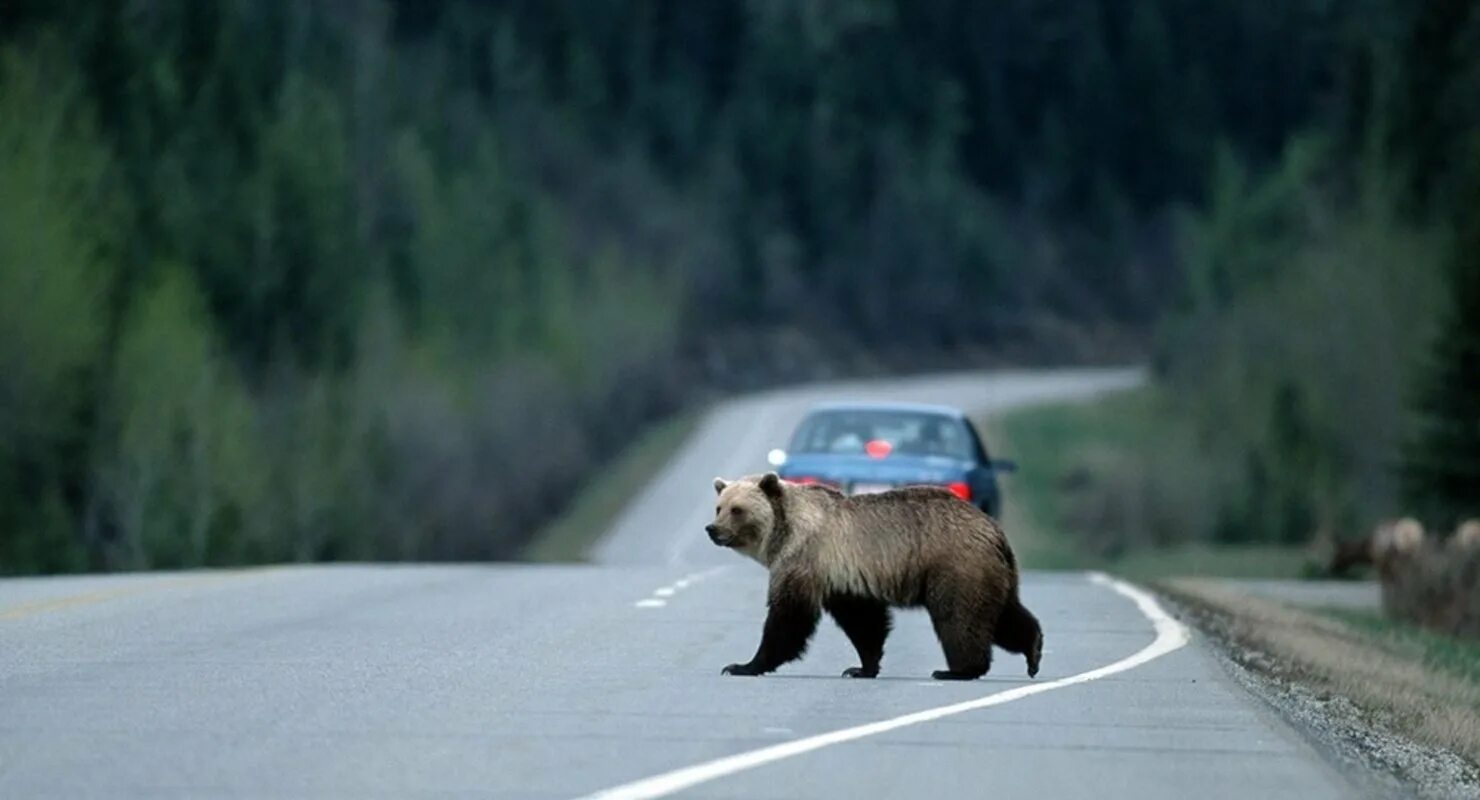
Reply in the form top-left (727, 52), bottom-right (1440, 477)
top-left (707, 472), bottom-right (785, 562)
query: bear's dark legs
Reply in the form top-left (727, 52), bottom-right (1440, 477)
top-left (824, 594), bottom-right (892, 678)
top-left (926, 597), bottom-right (995, 680)
top-left (722, 583), bottom-right (820, 676)
top-left (994, 598), bottom-right (1044, 678)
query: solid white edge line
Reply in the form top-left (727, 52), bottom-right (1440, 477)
top-left (575, 571), bottom-right (1190, 800)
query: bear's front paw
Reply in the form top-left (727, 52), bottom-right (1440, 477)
top-left (722, 662), bottom-right (762, 676)
top-left (841, 666), bottom-right (878, 679)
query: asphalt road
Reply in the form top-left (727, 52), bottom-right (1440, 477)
top-left (0, 367), bottom-right (1379, 799)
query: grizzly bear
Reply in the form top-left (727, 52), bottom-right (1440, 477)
top-left (706, 472), bottom-right (1042, 680)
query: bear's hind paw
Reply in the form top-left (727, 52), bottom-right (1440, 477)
top-left (1027, 632), bottom-right (1043, 678)
top-left (841, 666), bottom-right (878, 679)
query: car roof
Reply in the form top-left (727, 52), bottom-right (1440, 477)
top-left (800, 401), bottom-right (969, 420)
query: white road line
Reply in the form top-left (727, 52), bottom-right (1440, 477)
top-left (633, 567), bottom-right (730, 609)
top-left (577, 572), bottom-right (1189, 800)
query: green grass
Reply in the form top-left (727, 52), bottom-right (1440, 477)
top-left (1321, 608), bottom-right (1480, 689)
top-left (980, 390), bottom-right (1159, 569)
top-left (521, 411), bottom-right (700, 562)
top-left (1106, 543), bottom-right (1317, 581)
top-left (979, 388), bottom-right (1317, 579)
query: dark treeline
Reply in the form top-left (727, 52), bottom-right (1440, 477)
top-left (0, 1), bottom-right (1473, 572)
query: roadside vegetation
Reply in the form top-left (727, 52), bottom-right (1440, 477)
top-left (1327, 608), bottom-right (1480, 689)
top-left (521, 412), bottom-right (698, 563)
top-left (983, 392), bottom-right (1318, 579)
top-left (989, 144), bottom-right (1453, 565)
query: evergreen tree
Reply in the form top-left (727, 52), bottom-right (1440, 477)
top-left (1402, 210), bottom-right (1480, 529)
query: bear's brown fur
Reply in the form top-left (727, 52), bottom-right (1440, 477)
top-left (706, 472), bottom-right (1042, 680)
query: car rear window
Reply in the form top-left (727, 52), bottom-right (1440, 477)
top-left (788, 410), bottom-right (976, 460)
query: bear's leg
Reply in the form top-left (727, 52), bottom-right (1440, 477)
top-left (926, 595), bottom-right (996, 680)
top-left (824, 594), bottom-right (892, 678)
top-left (994, 598), bottom-right (1044, 678)
top-left (722, 578), bottom-right (820, 676)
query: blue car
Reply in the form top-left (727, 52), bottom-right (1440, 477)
top-left (769, 401), bottom-right (1017, 519)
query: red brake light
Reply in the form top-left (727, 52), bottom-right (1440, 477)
top-left (864, 439), bottom-right (893, 459)
top-left (946, 481), bottom-right (972, 501)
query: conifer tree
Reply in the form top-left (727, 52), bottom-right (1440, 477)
top-left (1402, 178), bottom-right (1480, 529)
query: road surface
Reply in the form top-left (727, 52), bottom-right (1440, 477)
top-left (0, 367), bottom-right (1380, 799)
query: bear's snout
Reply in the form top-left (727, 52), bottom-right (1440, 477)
top-left (706, 524), bottom-right (727, 545)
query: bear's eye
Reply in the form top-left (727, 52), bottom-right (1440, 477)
top-left (730, 507), bottom-right (742, 516)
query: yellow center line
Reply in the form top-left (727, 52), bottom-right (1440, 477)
top-left (0, 565), bottom-right (291, 622)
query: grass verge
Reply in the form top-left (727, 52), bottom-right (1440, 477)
top-left (521, 411), bottom-right (700, 563)
top-left (1320, 608), bottom-right (1480, 689)
top-left (977, 392), bottom-right (1152, 569)
top-left (1103, 543), bottom-right (1317, 581)
top-left (978, 390), bottom-right (1152, 567)
top-left (979, 388), bottom-right (1319, 579)
top-left (1161, 578), bottom-right (1480, 772)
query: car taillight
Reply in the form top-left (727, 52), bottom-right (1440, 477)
top-left (946, 481), bottom-right (972, 501)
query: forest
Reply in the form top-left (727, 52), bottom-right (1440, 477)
top-left (1, 0), bottom-right (1475, 572)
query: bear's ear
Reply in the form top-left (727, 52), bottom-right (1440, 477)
top-left (758, 472), bottom-right (783, 498)
top-left (713, 477), bottom-right (728, 495)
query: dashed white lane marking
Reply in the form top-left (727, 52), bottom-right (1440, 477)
top-left (632, 567), bottom-right (728, 609)
top-left (582, 572), bottom-right (1190, 800)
